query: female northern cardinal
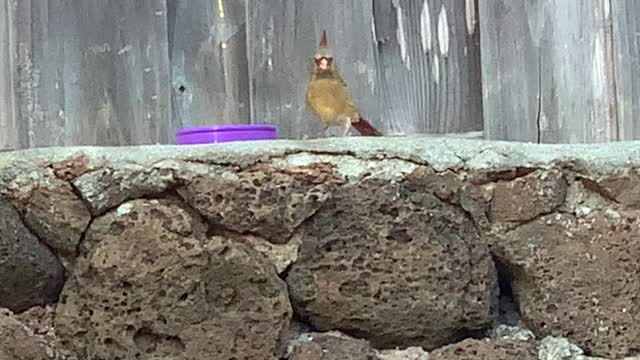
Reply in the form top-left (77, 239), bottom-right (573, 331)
top-left (305, 30), bottom-right (383, 137)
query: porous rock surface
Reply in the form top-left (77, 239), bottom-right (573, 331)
top-left (429, 337), bottom-right (539, 360)
top-left (54, 198), bottom-right (291, 359)
top-left (286, 177), bottom-right (498, 350)
top-left (0, 136), bottom-right (640, 359)
top-left (493, 211), bottom-right (640, 358)
top-left (1, 306), bottom-right (79, 360)
top-left (0, 308), bottom-right (52, 360)
top-left (179, 163), bottom-right (341, 244)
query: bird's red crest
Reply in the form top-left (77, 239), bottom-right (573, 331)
top-left (319, 30), bottom-right (327, 47)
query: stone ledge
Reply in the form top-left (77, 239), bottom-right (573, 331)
top-left (0, 136), bottom-right (638, 359)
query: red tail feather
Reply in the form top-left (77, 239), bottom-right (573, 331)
top-left (352, 117), bottom-right (383, 136)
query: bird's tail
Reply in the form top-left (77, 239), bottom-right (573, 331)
top-left (352, 117), bottom-right (383, 136)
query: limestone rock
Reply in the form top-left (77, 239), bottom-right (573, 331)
top-left (0, 198), bottom-right (65, 312)
top-left (490, 170), bottom-right (567, 225)
top-left (491, 324), bottom-right (536, 342)
top-left (286, 178), bottom-right (498, 350)
top-left (179, 163), bottom-right (341, 244)
top-left (22, 177), bottom-right (91, 270)
top-left (429, 337), bottom-right (538, 360)
top-left (377, 346), bottom-right (429, 360)
top-left (286, 331), bottom-right (379, 360)
top-left (55, 199), bottom-right (292, 360)
top-left (538, 336), bottom-right (591, 360)
top-left (492, 211), bottom-right (640, 358)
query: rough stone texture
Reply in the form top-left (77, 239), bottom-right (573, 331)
top-left (594, 171), bottom-right (640, 208)
top-left (228, 232), bottom-right (301, 274)
top-left (179, 163), bottom-right (342, 243)
top-left (458, 182), bottom-right (494, 230)
top-left (406, 166), bottom-right (495, 231)
top-left (55, 199), bottom-right (292, 360)
top-left (72, 165), bottom-right (177, 215)
top-left (286, 331), bottom-right (379, 360)
top-left (491, 324), bottom-right (536, 342)
top-left (10, 306), bottom-right (80, 360)
top-left (286, 178), bottom-right (498, 350)
top-left (429, 337), bottom-right (538, 360)
top-left (492, 211), bottom-right (640, 358)
top-left (2, 168), bottom-right (91, 270)
top-left (0, 198), bottom-right (65, 312)
top-left (46, 154), bottom-right (95, 182)
top-left (21, 178), bottom-right (91, 270)
top-left (405, 166), bottom-right (463, 202)
top-left (377, 347), bottom-right (429, 360)
top-left (1, 137), bottom-right (640, 359)
top-left (538, 336), bottom-right (595, 360)
top-left (561, 177), bottom-right (611, 217)
top-left (490, 169), bottom-right (567, 226)
top-left (0, 308), bottom-right (52, 360)
top-left (279, 320), bottom-right (313, 358)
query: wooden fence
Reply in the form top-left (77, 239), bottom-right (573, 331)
top-left (1, 0), bottom-right (638, 149)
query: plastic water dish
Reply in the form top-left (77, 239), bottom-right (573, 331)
top-left (176, 124), bottom-right (277, 145)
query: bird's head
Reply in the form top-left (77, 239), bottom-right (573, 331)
top-left (312, 30), bottom-right (336, 75)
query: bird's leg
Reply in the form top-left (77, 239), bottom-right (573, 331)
top-left (336, 115), bottom-right (351, 137)
top-left (339, 117), bottom-right (352, 137)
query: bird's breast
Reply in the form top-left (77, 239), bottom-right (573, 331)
top-left (306, 79), bottom-right (354, 123)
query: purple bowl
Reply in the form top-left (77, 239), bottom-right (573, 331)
top-left (176, 124), bottom-right (277, 145)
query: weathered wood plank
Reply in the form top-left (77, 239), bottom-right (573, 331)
top-left (0, 0), bottom-right (18, 150)
top-left (2, 0), bottom-right (172, 148)
top-left (167, 0), bottom-right (250, 130)
top-left (611, 1), bottom-right (640, 140)
top-left (479, 0), bottom-right (617, 143)
top-left (246, 1), bottom-right (380, 139)
top-left (67, 0), bottom-right (173, 146)
top-left (372, 0), bottom-right (483, 135)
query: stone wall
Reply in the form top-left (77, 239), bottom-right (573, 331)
top-left (0, 136), bottom-right (639, 360)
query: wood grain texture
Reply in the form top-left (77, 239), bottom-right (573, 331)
top-left (373, 0), bottom-right (483, 135)
top-left (0, 0), bottom-right (17, 149)
top-left (611, 0), bottom-right (640, 140)
top-left (246, 1), bottom-right (380, 139)
top-left (0, 0), bottom-right (172, 148)
top-left (167, 0), bottom-right (250, 130)
top-left (480, 0), bottom-right (617, 143)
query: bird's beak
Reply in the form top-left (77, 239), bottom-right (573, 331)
top-left (318, 58), bottom-right (329, 70)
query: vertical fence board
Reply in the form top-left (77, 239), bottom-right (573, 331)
top-left (67, 0), bottom-right (173, 146)
top-left (1, 0), bottom-right (172, 148)
top-left (246, 1), bottom-right (380, 139)
top-left (480, 0), bottom-right (616, 143)
top-left (478, 1), bottom-right (543, 142)
top-left (168, 0), bottom-right (250, 130)
top-left (611, 1), bottom-right (640, 140)
top-left (372, 0), bottom-right (483, 135)
top-left (0, 0), bottom-right (17, 149)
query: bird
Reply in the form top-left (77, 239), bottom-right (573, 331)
top-left (305, 30), bottom-right (383, 137)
